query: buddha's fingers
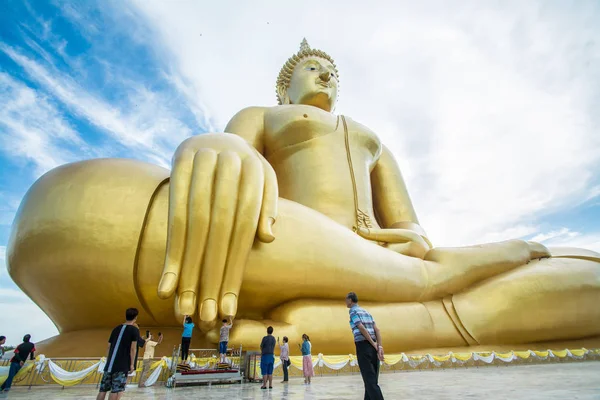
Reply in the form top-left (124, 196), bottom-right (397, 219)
top-left (197, 151), bottom-right (242, 332)
top-left (159, 146), bottom-right (196, 299)
top-left (176, 149), bottom-right (219, 315)
top-left (219, 156), bottom-right (264, 318)
top-left (255, 152), bottom-right (278, 243)
top-left (357, 227), bottom-right (429, 248)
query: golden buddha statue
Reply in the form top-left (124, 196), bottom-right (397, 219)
top-left (7, 39), bottom-right (600, 356)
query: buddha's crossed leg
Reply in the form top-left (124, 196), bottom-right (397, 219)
top-left (231, 198), bottom-right (553, 314)
top-left (197, 198), bottom-right (600, 350)
top-left (209, 255), bottom-right (600, 353)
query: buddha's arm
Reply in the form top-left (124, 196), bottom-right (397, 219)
top-left (370, 145), bottom-right (432, 248)
top-left (224, 106), bottom-right (268, 154)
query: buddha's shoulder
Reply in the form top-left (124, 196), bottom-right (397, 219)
top-left (343, 116), bottom-right (378, 138)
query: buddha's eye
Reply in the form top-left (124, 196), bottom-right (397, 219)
top-left (309, 67), bottom-right (317, 71)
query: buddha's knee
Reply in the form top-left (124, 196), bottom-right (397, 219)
top-left (8, 159), bottom-right (170, 331)
top-left (449, 257), bottom-right (600, 344)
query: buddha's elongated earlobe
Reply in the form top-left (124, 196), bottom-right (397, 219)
top-left (277, 85), bottom-right (290, 105)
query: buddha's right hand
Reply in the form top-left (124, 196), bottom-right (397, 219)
top-left (157, 133), bottom-right (278, 332)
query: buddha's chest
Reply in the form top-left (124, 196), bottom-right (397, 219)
top-left (263, 105), bottom-right (381, 160)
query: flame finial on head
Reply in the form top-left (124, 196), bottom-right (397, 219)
top-left (275, 38), bottom-right (339, 105)
top-left (299, 38), bottom-right (311, 53)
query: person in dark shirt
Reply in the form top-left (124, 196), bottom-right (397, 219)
top-left (259, 326), bottom-right (276, 390)
top-left (96, 308), bottom-right (140, 400)
top-left (1, 334), bottom-right (35, 393)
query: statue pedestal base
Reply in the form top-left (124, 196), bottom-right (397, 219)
top-left (35, 329), bottom-right (600, 358)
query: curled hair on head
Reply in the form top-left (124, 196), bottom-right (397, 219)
top-left (276, 38), bottom-right (339, 105)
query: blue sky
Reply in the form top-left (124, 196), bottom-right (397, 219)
top-left (1, 0), bottom-right (599, 345)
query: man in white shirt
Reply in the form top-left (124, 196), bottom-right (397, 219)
top-left (137, 332), bottom-right (163, 388)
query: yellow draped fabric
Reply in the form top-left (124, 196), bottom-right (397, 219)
top-left (452, 353), bottom-right (474, 361)
top-left (552, 349), bottom-right (568, 358)
top-left (570, 349), bottom-right (586, 357)
top-left (382, 354), bottom-right (404, 365)
top-left (5, 348), bottom-right (598, 388)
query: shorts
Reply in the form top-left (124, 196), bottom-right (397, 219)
top-left (219, 341), bottom-right (228, 354)
top-left (260, 354), bottom-right (275, 375)
top-left (99, 371), bottom-right (127, 393)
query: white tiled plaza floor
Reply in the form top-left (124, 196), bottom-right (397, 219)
top-left (3, 362), bottom-right (600, 399)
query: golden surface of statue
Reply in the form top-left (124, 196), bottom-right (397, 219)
top-left (7, 39), bottom-right (600, 356)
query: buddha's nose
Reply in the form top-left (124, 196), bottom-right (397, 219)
top-left (319, 69), bottom-right (331, 82)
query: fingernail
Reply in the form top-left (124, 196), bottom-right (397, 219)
top-left (221, 293), bottom-right (238, 316)
top-left (200, 299), bottom-right (217, 322)
top-left (178, 292), bottom-right (196, 315)
top-left (158, 273), bottom-right (177, 298)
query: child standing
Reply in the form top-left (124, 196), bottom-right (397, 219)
top-left (219, 317), bottom-right (233, 363)
top-left (299, 334), bottom-right (314, 385)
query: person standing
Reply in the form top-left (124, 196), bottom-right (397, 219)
top-left (181, 315), bottom-right (194, 363)
top-left (129, 323), bottom-right (146, 380)
top-left (299, 334), bottom-right (314, 385)
top-left (278, 336), bottom-right (290, 383)
top-left (219, 317), bottom-right (233, 363)
top-left (138, 332), bottom-right (163, 388)
top-left (259, 326), bottom-right (276, 390)
top-left (0, 334), bottom-right (35, 393)
top-left (346, 292), bottom-right (384, 400)
top-left (0, 336), bottom-right (5, 360)
top-left (97, 308), bottom-right (140, 400)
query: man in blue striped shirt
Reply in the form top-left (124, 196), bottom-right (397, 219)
top-left (346, 292), bottom-right (384, 400)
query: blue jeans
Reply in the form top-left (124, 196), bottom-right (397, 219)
top-left (219, 341), bottom-right (228, 354)
top-left (1, 362), bottom-right (22, 391)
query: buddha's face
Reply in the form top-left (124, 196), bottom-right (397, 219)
top-left (286, 57), bottom-right (338, 112)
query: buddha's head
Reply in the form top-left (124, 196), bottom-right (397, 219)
top-left (276, 39), bottom-right (339, 112)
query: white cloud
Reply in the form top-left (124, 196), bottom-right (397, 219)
top-left (131, 0), bottom-right (600, 246)
top-left (0, 236), bottom-right (58, 345)
top-left (0, 43), bottom-right (193, 170)
top-left (0, 250), bottom-right (58, 343)
top-left (0, 72), bottom-right (84, 176)
top-left (531, 228), bottom-right (600, 252)
top-left (0, 290), bottom-right (58, 346)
